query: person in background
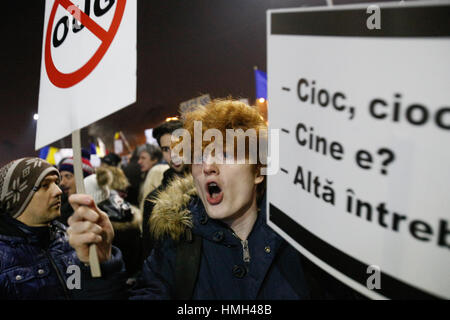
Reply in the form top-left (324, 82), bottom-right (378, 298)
top-left (136, 144), bottom-right (163, 208)
top-left (101, 153), bottom-right (122, 168)
top-left (101, 153), bottom-right (130, 200)
top-left (141, 119), bottom-right (189, 261)
top-left (0, 158), bottom-right (80, 299)
top-left (57, 150), bottom-right (94, 225)
top-left (122, 148), bottom-right (141, 206)
top-left (138, 164), bottom-right (168, 213)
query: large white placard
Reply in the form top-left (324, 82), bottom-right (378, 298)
top-left (267, 2), bottom-right (450, 299)
top-left (36, 0), bottom-right (136, 150)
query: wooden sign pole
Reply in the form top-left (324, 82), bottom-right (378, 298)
top-left (72, 129), bottom-right (101, 278)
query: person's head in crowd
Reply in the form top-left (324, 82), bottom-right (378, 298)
top-left (0, 158), bottom-right (62, 226)
top-left (101, 153), bottom-right (122, 167)
top-left (84, 167), bottom-right (113, 205)
top-left (182, 99), bottom-right (266, 232)
top-left (152, 120), bottom-right (186, 173)
top-left (58, 149), bottom-right (94, 197)
top-left (137, 144), bottom-right (162, 173)
top-left (99, 161), bottom-right (130, 199)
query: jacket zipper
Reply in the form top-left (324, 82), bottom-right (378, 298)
top-left (241, 240), bottom-right (251, 263)
top-left (45, 250), bottom-right (70, 300)
top-left (231, 232), bottom-right (251, 263)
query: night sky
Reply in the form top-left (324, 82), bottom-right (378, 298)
top-left (0, 0), bottom-right (392, 166)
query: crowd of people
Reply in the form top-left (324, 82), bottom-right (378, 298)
top-left (0, 99), bottom-right (360, 300)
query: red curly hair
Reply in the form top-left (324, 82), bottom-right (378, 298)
top-left (181, 99), bottom-right (267, 201)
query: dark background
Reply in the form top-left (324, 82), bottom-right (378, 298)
top-left (0, 0), bottom-right (393, 166)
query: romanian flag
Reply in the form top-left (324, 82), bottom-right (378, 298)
top-left (39, 146), bottom-right (59, 165)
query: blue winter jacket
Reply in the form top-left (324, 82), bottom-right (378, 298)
top-left (0, 215), bottom-right (79, 300)
top-left (78, 175), bottom-right (311, 299)
top-left (134, 198), bottom-right (310, 299)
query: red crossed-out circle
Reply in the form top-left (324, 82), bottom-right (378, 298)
top-left (45, 0), bottom-right (126, 88)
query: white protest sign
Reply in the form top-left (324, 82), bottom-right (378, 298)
top-left (179, 94), bottom-right (211, 118)
top-left (114, 138), bottom-right (124, 154)
top-left (36, 0), bottom-right (136, 149)
top-left (267, 1), bottom-right (450, 299)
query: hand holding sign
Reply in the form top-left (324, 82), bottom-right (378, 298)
top-left (67, 193), bottom-right (114, 265)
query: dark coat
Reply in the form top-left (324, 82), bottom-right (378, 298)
top-left (133, 196), bottom-right (310, 299)
top-left (0, 215), bottom-right (79, 300)
top-left (122, 161), bottom-right (143, 207)
top-left (141, 167), bottom-right (183, 262)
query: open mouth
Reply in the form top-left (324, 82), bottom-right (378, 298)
top-left (206, 181), bottom-right (223, 205)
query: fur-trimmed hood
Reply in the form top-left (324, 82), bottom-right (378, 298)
top-left (149, 174), bottom-right (198, 241)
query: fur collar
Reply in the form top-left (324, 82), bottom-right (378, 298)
top-left (149, 174), bottom-right (198, 241)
